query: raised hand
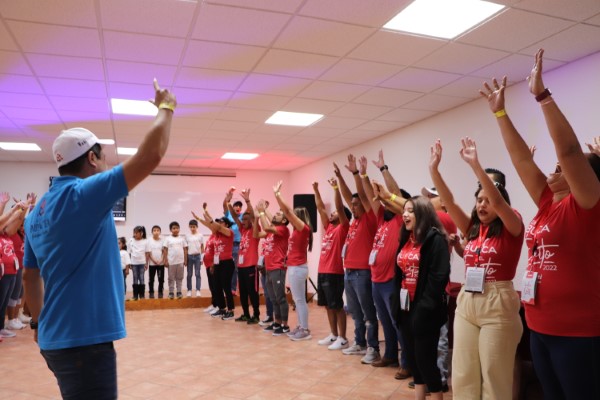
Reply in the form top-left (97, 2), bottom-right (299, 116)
top-left (240, 188), bottom-right (251, 202)
top-left (333, 162), bottom-right (341, 177)
top-left (312, 181), bottom-right (319, 191)
top-left (479, 76), bottom-right (507, 113)
top-left (328, 178), bottom-right (338, 188)
top-left (358, 156), bottom-right (368, 175)
top-left (527, 49), bottom-right (545, 96)
top-left (429, 139), bottom-right (443, 171)
top-left (586, 136), bottom-right (600, 157)
top-left (191, 211), bottom-right (201, 221)
top-left (202, 202), bottom-right (207, 210)
top-left (152, 78), bottom-right (177, 109)
top-left (256, 200), bottom-right (266, 212)
top-left (345, 154), bottom-right (358, 174)
top-left (26, 192), bottom-right (37, 206)
top-left (459, 137), bottom-right (479, 166)
top-left (372, 149), bottom-right (385, 169)
top-left (0, 192), bottom-right (9, 204)
top-left (530, 145), bottom-right (537, 158)
top-left (273, 180), bottom-right (282, 194)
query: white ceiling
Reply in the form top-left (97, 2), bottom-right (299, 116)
top-left (1, 0), bottom-right (600, 172)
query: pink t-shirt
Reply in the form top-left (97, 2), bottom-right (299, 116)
top-left (287, 224), bottom-right (310, 266)
top-left (524, 186), bottom-right (600, 336)
top-left (318, 222), bottom-right (349, 275)
top-left (397, 239), bottom-right (422, 301)
top-left (238, 226), bottom-right (260, 268)
top-left (344, 209), bottom-right (377, 269)
top-left (462, 211), bottom-right (524, 282)
top-left (370, 208), bottom-right (403, 283)
top-left (264, 225), bottom-right (290, 271)
top-left (203, 235), bottom-right (215, 268)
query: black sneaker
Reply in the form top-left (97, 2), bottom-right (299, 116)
top-left (176, 292), bottom-right (182, 299)
top-left (273, 325), bottom-right (290, 336)
top-left (158, 292), bottom-right (164, 299)
top-left (222, 311), bottom-right (235, 321)
top-left (282, 325), bottom-right (290, 333)
top-left (259, 316), bottom-right (273, 327)
top-left (235, 315), bottom-right (249, 322)
top-left (168, 292), bottom-right (174, 300)
top-left (263, 323), bottom-right (279, 332)
top-left (247, 316), bottom-right (260, 325)
top-left (211, 309), bottom-right (225, 318)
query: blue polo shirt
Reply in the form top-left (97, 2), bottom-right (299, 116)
top-left (24, 165), bottom-right (128, 350)
top-left (225, 210), bottom-right (241, 242)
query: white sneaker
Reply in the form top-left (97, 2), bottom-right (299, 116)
top-left (203, 305), bottom-right (215, 313)
top-left (7, 318), bottom-right (24, 330)
top-left (196, 290), bottom-right (201, 297)
top-left (0, 329), bottom-right (16, 338)
top-left (318, 333), bottom-right (337, 346)
top-left (18, 311), bottom-right (32, 324)
top-left (360, 347), bottom-right (381, 364)
top-left (187, 291), bottom-right (192, 297)
top-left (328, 337), bottom-right (349, 350)
top-left (342, 342), bottom-right (367, 355)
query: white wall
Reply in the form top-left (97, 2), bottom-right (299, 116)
top-left (289, 51), bottom-right (600, 287)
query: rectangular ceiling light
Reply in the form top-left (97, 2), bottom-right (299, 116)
top-left (221, 152), bottom-right (259, 160)
top-left (111, 99), bottom-right (157, 116)
top-left (0, 142), bottom-right (41, 151)
top-left (265, 111), bottom-right (324, 127)
top-left (117, 147), bottom-right (138, 155)
top-left (383, 0), bottom-right (505, 39)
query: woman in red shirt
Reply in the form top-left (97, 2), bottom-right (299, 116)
top-left (481, 49), bottom-right (600, 399)
top-left (429, 138), bottom-right (524, 399)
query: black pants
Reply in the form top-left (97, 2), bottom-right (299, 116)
top-left (206, 266), bottom-right (218, 307)
top-left (148, 265), bottom-right (165, 294)
top-left (214, 259), bottom-right (235, 310)
top-left (238, 266), bottom-right (260, 318)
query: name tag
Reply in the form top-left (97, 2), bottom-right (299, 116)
top-left (521, 270), bottom-right (538, 305)
top-left (238, 254), bottom-right (244, 265)
top-left (213, 254), bottom-right (220, 265)
top-left (258, 255), bottom-right (264, 267)
top-left (341, 244), bottom-right (348, 258)
top-left (14, 258), bottom-right (19, 271)
top-left (465, 267), bottom-right (485, 293)
top-left (368, 250), bottom-right (377, 266)
top-left (400, 288), bottom-right (410, 311)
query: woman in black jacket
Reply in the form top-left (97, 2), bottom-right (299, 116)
top-left (396, 196), bottom-right (450, 400)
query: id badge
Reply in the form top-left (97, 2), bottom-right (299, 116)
top-left (400, 288), bottom-right (410, 311)
top-left (368, 250), bottom-right (378, 266)
top-left (238, 254), bottom-right (244, 265)
top-left (521, 270), bottom-right (538, 305)
top-left (213, 254), bottom-right (220, 265)
top-left (341, 244), bottom-right (348, 258)
top-left (14, 258), bottom-right (19, 271)
top-left (258, 255), bottom-right (264, 267)
top-left (465, 267), bottom-right (485, 293)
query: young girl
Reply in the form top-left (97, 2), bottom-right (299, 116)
top-left (146, 225), bottom-right (165, 299)
top-left (128, 226), bottom-right (148, 300)
top-left (118, 237), bottom-right (130, 297)
top-left (202, 232), bottom-right (218, 313)
top-left (429, 138), bottom-right (524, 399)
top-left (397, 196), bottom-right (450, 400)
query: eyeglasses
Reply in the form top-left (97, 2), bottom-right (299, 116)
top-left (477, 181), bottom-right (503, 189)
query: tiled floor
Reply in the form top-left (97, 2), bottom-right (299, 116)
top-left (0, 303), bottom-right (454, 399)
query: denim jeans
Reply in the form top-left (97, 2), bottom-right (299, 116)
top-left (131, 264), bottom-right (145, 285)
top-left (41, 342), bottom-right (117, 400)
top-left (372, 279), bottom-right (405, 363)
top-left (345, 269), bottom-right (379, 349)
top-left (231, 241), bottom-right (240, 291)
top-left (186, 254), bottom-right (202, 291)
top-left (0, 274), bottom-right (16, 330)
top-left (288, 265), bottom-right (309, 329)
top-left (260, 270), bottom-right (273, 318)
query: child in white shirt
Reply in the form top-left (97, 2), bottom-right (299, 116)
top-left (162, 221), bottom-right (187, 299)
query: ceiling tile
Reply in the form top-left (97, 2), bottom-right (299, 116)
top-left (353, 120), bottom-right (402, 133)
top-left (227, 92), bottom-right (289, 110)
top-left (237, 73), bottom-right (311, 96)
top-left (174, 87), bottom-right (232, 107)
top-left (415, 43), bottom-right (510, 74)
top-left (320, 59), bottom-right (403, 85)
top-left (109, 82), bottom-right (155, 100)
top-left (520, 24), bottom-right (600, 62)
top-left (353, 87), bottom-right (422, 107)
top-left (103, 31), bottom-right (185, 65)
top-left (380, 67), bottom-right (461, 93)
top-left (28, 54), bottom-right (104, 80)
top-left (298, 81), bottom-right (370, 102)
top-left (457, 9), bottom-right (573, 52)
top-left (217, 107), bottom-right (273, 123)
top-left (57, 110), bottom-right (111, 124)
top-left (0, 93), bottom-right (52, 109)
top-left (192, 4), bottom-right (290, 46)
top-left (0, 23), bottom-right (18, 51)
top-left (295, 127), bottom-right (346, 138)
top-left (0, 50), bottom-right (32, 75)
top-left (402, 94), bottom-right (470, 112)
top-left (172, 118), bottom-right (213, 132)
top-left (514, 0), bottom-right (600, 21)
top-left (107, 60), bottom-right (177, 86)
top-left (299, 0), bottom-right (411, 27)
top-left (254, 49), bottom-right (339, 79)
top-left (0, 74), bottom-right (43, 94)
top-left (254, 124), bottom-right (304, 136)
top-left (211, 120), bottom-right (260, 132)
top-left (174, 106), bottom-right (222, 120)
top-left (206, 0), bottom-right (303, 13)
top-left (8, 21), bottom-right (101, 57)
top-left (433, 76), bottom-right (488, 99)
top-left (183, 41), bottom-right (266, 72)
top-left (331, 103), bottom-right (392, 119)
top-left (282, 98), bottom-right (344, 114)
top-left (40, 78), bottom-right (108, 98)
top-left (50, 96), bottom-right (109, 113)
top-left (471, 54), bottom-right (566, 82)
top-left (2, 106), bottom-right (60, 122)
top-left (274, 16), bottom-right (374, 56)
top-left (378, 108), bottom-right (437, 123)
top-left (175, 67), bottom-right (247, 91)
top-left (586, 13), bottom-right (600, 26)
top-left (0, 0), bottom-right (97, 27)
top-left (317, 116), bottom-right (368, 130)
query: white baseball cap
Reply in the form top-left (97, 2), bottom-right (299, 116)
top-left (52, 127), bottom-right (99, 167)
top-left (421, 186), bottom-right (439, 197)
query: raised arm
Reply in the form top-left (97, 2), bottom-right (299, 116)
top-left (256, 200), bottom-right (276, 234)
top-left (586, 136), bottom-right (600, 157)
top-left (429, 140), bottom-right (471, 236)
top-left (333, 162), bottom-right (353, 207)
top-left (329, 178), bottom-right (349, 226)
top-left (312, 182), bottom-right (329, 229)
top-left (372, 180), bottom-right (405, 215)
top-left (0, 192), bottom-right (9, 216)
top-left (222, 189), bottom-right (233, 214)
top-left (460, 138), bottom-right (522, 236)
top-left (239, 188), bottom-right (255, 219)
top-left (253, 213), bottom-right (267, 239)
top-left (122, 79), bottom-right (176, 191)
top-left (273, 181), bottom-right (305, 232)
top-left (358, 156), bottom-right (379, 214)
top-left (529, 49), bottom-right (600, 209)
top-left (372, 150), bottom-right (401, 195)
top-left (345, 154), bottom-right (371, 212)
top-left (227, 203), bottom-right (243, 230)
top-left (480, 76), bottom-right (547, 206)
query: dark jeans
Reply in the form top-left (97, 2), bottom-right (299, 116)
top-left (266, 269), bottom-right (288, 322)
top-left (260, 269), bottom-right (273, 318)
top-left (238, 266), bottom-right (260, 318)
top-left (215, 259), bottom-right (235, 310)
top-left (373, 279), bottom-right (405, 364)
top-left (148, 265), bottom-right (165, 294)
top-left (530, 330), bottom-right (600, 400)
top-left (186, 254), bottom-right (201, 291)
top-left (41, 342), bottom-right (117, 400)
top-left (231, 241), bottom-right (240, 292)
top-left (206, 266), bottom-right (217, 307)
top-left (0, 274), bottom-right (16, 329)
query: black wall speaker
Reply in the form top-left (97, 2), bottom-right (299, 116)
top-left (293, 194), bottom-right (317, 232)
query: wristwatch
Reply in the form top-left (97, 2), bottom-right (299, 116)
top-left (535, 88), bottom-right (551, 102)
top-left (30, 320), bottom-right (38, 330)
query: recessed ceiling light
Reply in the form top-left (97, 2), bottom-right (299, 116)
top-left (117, 147), bottom-right (138, 155)
top-left (0, 142), bottom-right (42, 151)
top-left (265, 111), bottom-right (324, 127)
top-left (98, 139), bottom-right (115, 145)
top-left (111, 99), bottom-right (157, 116)
top-left (221, 152), bottom-right (259, 160)
top-left (383, 0), bottom-right (505, 40)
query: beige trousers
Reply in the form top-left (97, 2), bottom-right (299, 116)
top-left (452, 281), bottom-right (523, 400)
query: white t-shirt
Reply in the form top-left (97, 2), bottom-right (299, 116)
top-left (146, 237), bottom-right (164, 266)
top-left (120, 249), bottom-right (131, 270)
top-left (187, 233), bottom-right (205, 255)
top-left (128, 238), bottom-right (148, 265)
top-left (163, 235), bottom-right (187, 265)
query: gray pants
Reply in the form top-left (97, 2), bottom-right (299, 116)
top-left (266, 269), bottom-right (288, 322)
top-left (168, 264), bottom-right (184, 293)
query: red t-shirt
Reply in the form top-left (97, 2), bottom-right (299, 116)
top-left (214, 230), bottom-right (234, 262)
top-left (318, 222), bottom-right (349, 275)
top-left (437, 211), bottom-right (457, 237)
top-left (238, 226), bottom-right (260, 268)
top-left (524, 186), bottom-right (600, 336)
top-left (287, 224), bottom-right (310, 266)
top-left (203, 235), bottom-right (215, 268)
top-left (344, 209), bottom-right (377, 269)
top-left (264, 225), bottom-right (290, 271)
top-left (0, 234), bottom-right (18, 275)
top-left (10, 233), bottom-right (24, 264)
top-left (462, 210), bottom-right (524, 282)
top-left (397, 239), bottom-right (422, 301)
top-left (370, 208), bottom-right (403, 283)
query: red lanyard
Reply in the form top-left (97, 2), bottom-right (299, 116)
top-left (473, 224), bottom-right (489, 267)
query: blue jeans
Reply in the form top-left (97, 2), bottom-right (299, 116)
top-left (288, 265), bottom-right (309, 329)
top-left (345, 269), bottom-right (379, 350)
top-left (186, 254), bottom-right (201, 291)
top-left (0, 274), bottom-right (16, 330)
top-left (131, 264), bottom-right (145, 285)
top-left (41, 342), bottom-right (117, 400)
top-left (231, 241), bottom-right (240, 291)
top-left (260, 270), bottom-right (273, 318)
top-left (372, 279), bottom-right (405, 364)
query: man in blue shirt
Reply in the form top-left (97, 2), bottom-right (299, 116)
top-left (23, 80), bottom-right (176, 399)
